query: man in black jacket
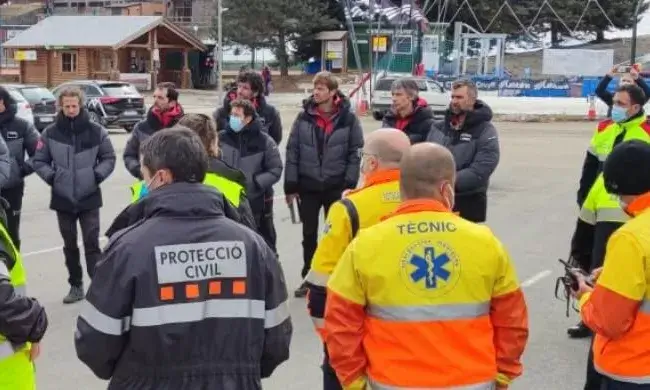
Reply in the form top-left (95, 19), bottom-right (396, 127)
top-left (0, 86), bottom-right (40, 249)
top-left (382, 78), bottom-right (436, 144)
top-left (213, 71), bottom-right (282, 143)
top-left (75, 128), bottom-right (291, 390)
top-left (32, 87), bottom-right (116, 304)
top-left (123, 82), bottom-right (184, 179)
top-left (219, 99), bottom-right (283, 250)
top-left (284, 71), bottom-right (364, 297)
top-left (427, 79), bottom-right (500, 223)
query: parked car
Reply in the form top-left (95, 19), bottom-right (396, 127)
top-left (0, 85), bottom-right (35, 126)
top-left (5, 84), bottom-right (55, 131)
top-left (51, 80), bottom-right (145, 132)
top-left (370, 76), bottom-right (448, 121)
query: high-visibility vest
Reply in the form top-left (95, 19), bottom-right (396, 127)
top-left (579, 175), bottom-right (628, 225)
top-left (581, 116), bottom-right (650, 224)
top-left (0, 222), bottom-right (34, 390)
top-left (588, 116), bottom-right (650, 163)
top-left (130, 173), bottom-right (245, 207)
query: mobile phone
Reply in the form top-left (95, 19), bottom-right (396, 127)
top-left (617, 65), bottom-right (632, 73)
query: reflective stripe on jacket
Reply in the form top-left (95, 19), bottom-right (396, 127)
top-left (324, 199), bottom-right (529, 389)
top-left (579, 175), bottom-right (629, 225)
top-left (579, 192), bottom-right (650, 384)
top-left (0, 222), bottom-right (34, 389)
top-left (305, 169), bottom-right (401, 340)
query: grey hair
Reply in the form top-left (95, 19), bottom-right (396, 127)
top-left (391, 78), bottom-right (419, 99)
top-left (451, 79), bottom-right (478, 99)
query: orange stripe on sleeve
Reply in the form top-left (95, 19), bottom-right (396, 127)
top-left (490, 288), bottom-right (529, 381)
top-left (324, 289), bottom-right (367, 387)
top-left (580, 285), bottom-right (641, 340)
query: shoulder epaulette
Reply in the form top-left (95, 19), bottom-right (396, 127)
top-left (597, 119), bottom-right (614, 132)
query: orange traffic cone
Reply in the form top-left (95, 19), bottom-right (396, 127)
top-left (587, 95), bottom-right (597, 121)
top-left (357, 93), bottom-right (369, 116)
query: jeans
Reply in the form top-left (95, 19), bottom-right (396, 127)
top-left (56, 209), bottom-right (101, 287)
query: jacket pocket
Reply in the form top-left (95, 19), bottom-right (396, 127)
top-left (74, 166), bottom-right (98, 200)
top-left (53, 168), bottom-right (75, 202)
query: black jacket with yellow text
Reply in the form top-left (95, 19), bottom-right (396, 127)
top-left (75, 183), bottom-right (292, 390)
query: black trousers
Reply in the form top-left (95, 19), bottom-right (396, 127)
top-left (298, 190), bottom-right (340, 278)
top-left (56, 209), bottom-right (101, 287)
top-left (585, 339), bottom-right (602, 390)
top-left (1, 184), bottom-right (24, 250)
top-left (322, 344), bottom-right (342, 390)
top-left (256, 197), bottom-right (277, 253)
top-left (601, 377), bottom-right (650, 390)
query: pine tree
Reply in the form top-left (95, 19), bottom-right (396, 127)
top-left (213, 0), bottom-right (339, 75)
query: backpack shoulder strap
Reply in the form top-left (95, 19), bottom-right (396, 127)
top-left (339, 198), bottom-right (359, 239)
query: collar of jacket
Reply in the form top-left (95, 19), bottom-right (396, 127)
top-left (146, 104), bottom-right (184, 131)
top-left (624, 191), bottom-right (650, 217)
top-left (444, 100), bottom-right (493, 131)
top-left (346, 168), bottom-right (400, 197)
top-left (55, 109), bottom-right (92, 133)
top-left (208, 156), bottom-right (247, 188)
top-left (619, 110), bottom-right (646, 129)
top-left (381, 198), bottom-right (451, 221)
top-left (302, 91), bottom-right (351, 118)
top-left (140, 182), bottom-right (226, 219)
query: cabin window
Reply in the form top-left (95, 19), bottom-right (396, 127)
top-left (61, 52), bottom-right (77, 73)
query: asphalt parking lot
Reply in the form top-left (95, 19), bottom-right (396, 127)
top-left (22, 97), bottom-right (594, 389)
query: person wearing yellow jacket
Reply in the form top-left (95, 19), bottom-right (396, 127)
top-left (324, 142), bottom-right (529, 390)
top-left (304, 128), bottom-right (411, 390)
top-left (575, 140), bottom-right (650, 390)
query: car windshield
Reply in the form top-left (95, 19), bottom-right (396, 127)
top-left (375, 79), bottom-right (395, 91)
top-left (101, 84), bottom-right (139, 96)
top-left (8, 90), bottom-right (26, 103)
top-left (375, 78), bottom-right (427, 91)
top-left (20, 87), bottom-right (55, 102)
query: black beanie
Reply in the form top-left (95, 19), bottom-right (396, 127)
top-left (604, 140), bottom-right (650, 195)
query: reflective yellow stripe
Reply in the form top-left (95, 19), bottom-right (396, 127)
top-left (594, 207), bottom-right (629, 223)
top-left (369, 378), bottom-right (496, 389)
top-left (579, 207), bottom-right (596, 225)
top-left (594, 364), bottom-right (650, 385)
top-left (367, 302), bottom-right (489, 321)
top-left (305, 269), bottom-right (329, 287)
top-left (130, 299), bottom-right (288, 329)
top-left (78, 301), bottom-right (131, 336)
top-left (203, 173), bottom-right (245, 208)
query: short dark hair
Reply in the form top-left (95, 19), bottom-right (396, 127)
top-left (617, 84), bottom-right (646, 106)
top-left (237, 71), bottom-right (264, 95)
top-left (230, 98), bottom-right (256, 118)
top-left (156, 82), bottom-right (179, 102)
top-left (140, 126), bottom-right (207, 183)
top-left (0, 86), bottom-right (16, 107)
top-left (451, 79), bottom-right (478, 99)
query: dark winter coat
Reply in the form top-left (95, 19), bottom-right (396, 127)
top-left (0, 105), bottom-right (40, 189)
top-left (218, 118), bottom-right (283, 213)
top-left (213, 91), bottom-right (283, 144)
top-left (427, 100), bottom-right (500, 223)
top-left (382, 97), bottom-right (436, 144)
top-left (32, 110), bottom-right (116, 213)
top-left (283, 93), bottom-right (364, 195)
top-left (123, 105), bottom-right (184, 179)
top-left (75, 182), bottom-right (292, 390)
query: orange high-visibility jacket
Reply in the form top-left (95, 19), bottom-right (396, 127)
top-left (580, 192), bottom-right (650, 384)
top-left (305, 169), bottom-right (401, 340)
top-left (324, 199), bottom-right (529, 390)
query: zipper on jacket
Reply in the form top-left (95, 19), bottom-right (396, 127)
top-left (71, 121), bottom-right (76, 200)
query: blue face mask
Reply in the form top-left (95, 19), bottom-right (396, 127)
top-left (229, 116), bottom-right (244, 132)
top-left (611, 106), bottom-right (629, 123)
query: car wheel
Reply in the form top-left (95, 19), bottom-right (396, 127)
top-left (372, 111), bottom-right (383, 121)
top-left (123, 125), bottom-right (134, 133)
